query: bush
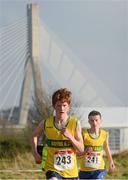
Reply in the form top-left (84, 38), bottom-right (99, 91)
top-left (0, 132), bottom-right (31, 158)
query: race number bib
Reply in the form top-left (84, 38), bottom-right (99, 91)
top-left (54, 150), bottom-right (74, 171)
top-left (85, 152), bottom-right (101, 168)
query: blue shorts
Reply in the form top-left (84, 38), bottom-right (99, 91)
top-left (79, 169), bottom-right (106, 179)
top-left (46, 171), bottom-right (78, 180)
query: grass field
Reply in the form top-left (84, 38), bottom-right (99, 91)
top-left (105, 150), bottom-right (128, 179)
top-left (0, 151), bottom-right (128, 179)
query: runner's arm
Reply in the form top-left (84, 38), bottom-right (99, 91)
top-left (61, 121), bottom-right (84, 152)
top-left (31, 121), bottom-right (44, 163)
top-left (104, 134), bottom-right (115, 172)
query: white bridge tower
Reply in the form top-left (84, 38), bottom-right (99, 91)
top-left (19, 4), bottom-right (44, 126)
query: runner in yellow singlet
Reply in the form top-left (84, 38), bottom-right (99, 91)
top-left (31, 88), bottom-right (84, 180)
top-left (78, 110), bottom-right (115, 179)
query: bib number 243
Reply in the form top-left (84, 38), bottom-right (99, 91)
top-left (54, 150), bottom-right (74, 170)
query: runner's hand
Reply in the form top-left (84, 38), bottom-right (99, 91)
top-left (34, 152), bottom-right (42, 164)
top-left (85, 147), bottom-right (93, 155)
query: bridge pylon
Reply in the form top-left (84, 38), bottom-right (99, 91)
top-left (19, 3), bottom-right (44, 126)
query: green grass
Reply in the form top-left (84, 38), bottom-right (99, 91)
top-left (0, 151), bottom-right (128, 179)
top-left (0, 131), bottom-right (128, 179)
top-left (105, 151), bottom-right (128, 179)
top-left (0, 152), bottom-right (45, 179)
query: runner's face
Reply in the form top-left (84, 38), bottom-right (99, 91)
top-left (88, 115), bottom-right (101, 129)
top-left (54, 101), bottom-right (70, 118)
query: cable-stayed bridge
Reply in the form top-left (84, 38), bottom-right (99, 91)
top-left (0, 3), bottom-right (128, 152)
top-left (0, 17), bottom-right (27, 123)
top-left (0, 3), bottom-right (128, 127)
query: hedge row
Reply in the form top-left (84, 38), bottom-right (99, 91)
top-left (0, 133), bottom-right (31, 158)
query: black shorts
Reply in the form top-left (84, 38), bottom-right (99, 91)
top-left (46, 171), bottom-right (78, 180)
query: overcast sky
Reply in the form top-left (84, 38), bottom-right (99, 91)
top-left (0, 0), bottom-right (128, 109)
